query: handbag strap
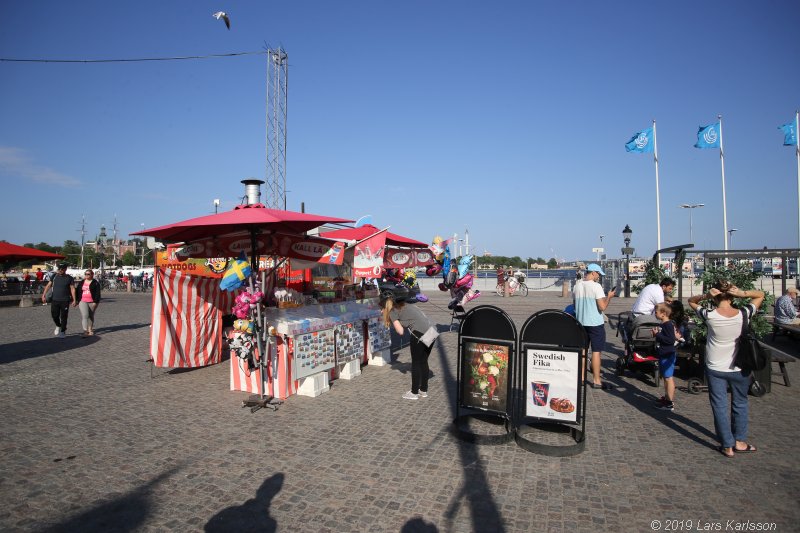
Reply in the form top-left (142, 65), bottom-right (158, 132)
top-left (739, 306), bottom-right (752, 338)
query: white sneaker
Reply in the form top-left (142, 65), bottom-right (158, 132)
top-left (418, 391), bottom-right (429, 398)
top-left (402, 391), bottom-right (419, 400)
top-left (57, 332), bottom-right (65, 338)
top-left (54, 327), bottom-right (61, 336)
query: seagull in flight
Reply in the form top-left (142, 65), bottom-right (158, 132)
top-left (212, 11), bottom-right (231, 30)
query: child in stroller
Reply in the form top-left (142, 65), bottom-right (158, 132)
top-left (616, 311), bottom-right (663, 386)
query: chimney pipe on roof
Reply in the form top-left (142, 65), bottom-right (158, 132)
top-left (241, 179), bottom-right (265, 205)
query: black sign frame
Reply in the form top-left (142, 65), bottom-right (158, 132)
top-left (454, 305), bottom-right (517, 444)
top-left (515, 309), bottom-right (589, 456)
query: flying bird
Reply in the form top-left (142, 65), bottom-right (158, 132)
top-left (212, 11), bottom-right (230, 30)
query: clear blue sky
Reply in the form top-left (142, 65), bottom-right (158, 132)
top-left (1, 1), bottom-right (798, 261)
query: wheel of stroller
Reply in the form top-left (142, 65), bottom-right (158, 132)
top-left (615, 357), bottom-right (625, 376)
top-left (749, 381), bottom-right (767, 397)
top-left (653, 367), bottom-right (661, 388)
top-left (686, 378), bottom-right (703, 395)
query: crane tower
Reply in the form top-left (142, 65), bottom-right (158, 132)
top-left (265, 48), bottom-right (288, 209)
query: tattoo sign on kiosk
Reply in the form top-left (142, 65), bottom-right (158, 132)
top-left (461, 341), bottom-right (511, 414)
top-left (525, 348), bottom-right (581, 424)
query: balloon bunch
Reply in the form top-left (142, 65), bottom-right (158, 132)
top-left (232, 288), bottom-right (264, 319)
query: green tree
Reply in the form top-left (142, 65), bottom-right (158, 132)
top-left (121, 251), bottom-right (137, 266)
top-left (547, 258), bottom-right (558, 269)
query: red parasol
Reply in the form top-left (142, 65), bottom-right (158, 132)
top-left (0, 242), bottom-right (66, 262)
top-left (318, 224), bottom-right (428, 248)
top-left (133, 203), bottom-right (352, 244)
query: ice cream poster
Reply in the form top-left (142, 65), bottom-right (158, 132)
top-left (461, 341), bottom-right (510, 414)
top-left (525, 348), bottom-right (580, 423)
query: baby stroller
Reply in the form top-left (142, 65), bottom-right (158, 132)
top-left (615, 311), bottom-right (662, 386)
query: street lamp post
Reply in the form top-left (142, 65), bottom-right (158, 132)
top-left (621, 225), bottom-right (634, 298)
top-left (728, 228), bottom-right (738, 249)
top-left (213, 199), bottom-right (220, 214)
top-left (679, 203), bottom-right (705, 244)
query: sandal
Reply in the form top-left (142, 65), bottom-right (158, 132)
top-left (589, 382), bottom-right (614, 390)
top-left (734, 443), bottom-right (757, 453)
top-left (718, 446), bottom-right (735, 458)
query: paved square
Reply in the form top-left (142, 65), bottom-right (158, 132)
top-left (1, 291), bottom-right (798, 532)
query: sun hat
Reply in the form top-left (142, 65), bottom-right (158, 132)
top-left (586, 263), bottom-right (605, 276)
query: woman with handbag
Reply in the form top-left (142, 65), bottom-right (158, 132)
top-left (380, 292), bottom-right (438, 400)
top-left (688, 281), bottom-right (764, 458)
top-left (75, 269), bottom-right (102, 337)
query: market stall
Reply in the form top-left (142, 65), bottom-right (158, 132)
top-left (136, 182), bottom-right (397, 404)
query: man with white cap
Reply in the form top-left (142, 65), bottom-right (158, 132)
top-left (774, 286), bottom-right (800, 325)
top-left (573, 263), bottom-right (616, 389)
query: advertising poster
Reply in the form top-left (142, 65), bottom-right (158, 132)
top-left (525, 348), bottom-right (580, 423)
top-left (353, 230), bottom-right (387, 279)
top-left (461, 341), bottom-right (511, 414)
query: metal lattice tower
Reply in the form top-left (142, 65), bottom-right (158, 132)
top-left (266, 48), bottom-right (288, 209)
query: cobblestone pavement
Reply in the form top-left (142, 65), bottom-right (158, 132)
top-left (1, 291), bottom-right (798, 532)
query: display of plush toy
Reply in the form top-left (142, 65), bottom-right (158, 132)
top-left (232, 289), bottom-right (264, 319)
top-left (233, 319), bottom-right (254, 334)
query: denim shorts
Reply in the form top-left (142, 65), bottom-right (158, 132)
top-left (659, 352), bottom-right (677, 378)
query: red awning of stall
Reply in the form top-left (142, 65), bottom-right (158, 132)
top-left (0, 242), bottom-right (66, 262)
top-left (133, 203), bottom-right (353, 243)
top-left (318, 224), bottom-right (428, 248)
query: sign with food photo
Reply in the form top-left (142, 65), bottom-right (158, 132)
top-left (461, 341), bottom-right (510, 414)
top-left (525, 348), bottom-right (580, 423)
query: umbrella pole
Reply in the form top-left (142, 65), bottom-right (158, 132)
top-left (242, 229), bottom-right (279, 412)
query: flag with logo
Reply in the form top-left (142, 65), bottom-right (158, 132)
top-left (779, 121), bottom-right (798, 146)
top-left (353, 229), bottom-right (387, 279)
top-left (694, 122), bottom-right (721, 149)
top-left (624, 127), bottom-right (654, 153)
top-left (220, 252), bottom-right (252, 291)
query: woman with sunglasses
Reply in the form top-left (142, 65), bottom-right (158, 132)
top-left (76, 270), bottom-right (102, 337)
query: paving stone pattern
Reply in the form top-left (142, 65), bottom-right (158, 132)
top-left (0, 291), bottom-right (798, 532)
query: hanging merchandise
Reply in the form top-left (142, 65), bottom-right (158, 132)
top-left (220, 252), bottom-right (252, 291)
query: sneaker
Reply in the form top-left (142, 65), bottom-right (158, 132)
top-left (658, 401), bottom-right (674, 411)
top-left (402, 391), bottom-right (419, 400)
top-left (57, 332), bottom-right (66, 338)
top-left (54, 327), bottom-right (61, 336)
top-left (418, 391), bottom-right (429, 398)
top-left (654, 396), bottom-right (668, 406)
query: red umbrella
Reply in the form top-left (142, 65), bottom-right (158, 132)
top-left (319, 224), bottom-right (428, 248)
top-left (133, 203), bottom-right (352, 244)
top-left (0, 242), bottom-right (66, 262)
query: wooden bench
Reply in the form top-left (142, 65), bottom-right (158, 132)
top-left (766, 344), bottom-right (795, 387)
top-left (772, 320), bottom-right (800, 341)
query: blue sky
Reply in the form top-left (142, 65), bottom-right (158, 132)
top-left (1, 1), bottom-right (798, 261)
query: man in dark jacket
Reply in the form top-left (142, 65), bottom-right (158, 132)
top-left (41, 264), bottom-right (76, 337)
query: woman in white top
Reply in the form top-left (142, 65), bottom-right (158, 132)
top-left (688, 281), bottom-right (764, 458)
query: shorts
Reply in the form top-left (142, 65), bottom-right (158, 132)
top-left (584, 325), bottom-right (606, 353)
top-left (659, 353), bottom-right (677, 378)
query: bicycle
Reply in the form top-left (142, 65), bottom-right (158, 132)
top-left (495, 274), bottom-right (528, 297)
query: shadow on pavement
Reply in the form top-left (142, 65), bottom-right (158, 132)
top-left (204, 473), bottom-right (284, 533)
top-left (93, 323), bottom-right (150, 334)
top-left (0, 335), bottom-right (101, 365)
top-left (435, 340), bottom-right (506, 533)
top-left (401, 516), bottom-right (439, 532)
top-left (44, 466), bottom-right (180, 533)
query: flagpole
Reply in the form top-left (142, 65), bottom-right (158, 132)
top-left (653, 119), bottom-right (661, 262)
top-left (719, 114), bottom-right (729, 250)
top-left (796, 110), bottom-right (799, 253)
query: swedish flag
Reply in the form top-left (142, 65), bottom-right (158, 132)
top-left (220, 253), bottom-right (252, 291)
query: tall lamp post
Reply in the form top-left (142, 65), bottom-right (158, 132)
top-left (728, 228), bottom-right (738, 248)
top-left (621, 225), bottom-right (634, 298)
top-left (679, 203), bottom-right (704, 244)
top-left (213, 199), bottom-right (220, 214)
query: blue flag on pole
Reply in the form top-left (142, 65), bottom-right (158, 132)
top-left (625, 127), bottom-right (654, 153)
top-left (694, 122), bottom-right (721, 149)
top-left (779, 121), bottom-right (798, 146)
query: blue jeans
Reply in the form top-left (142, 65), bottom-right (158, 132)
top-left (705, 367), bottom-right (751, 448)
